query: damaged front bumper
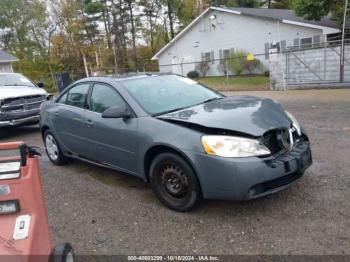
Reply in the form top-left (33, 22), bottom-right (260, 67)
top-left (183, 138), bottom-right (312, 201)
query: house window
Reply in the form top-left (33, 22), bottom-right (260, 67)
top-left (223, 49), bottom-right (230, 59)
top-left (202, 51), bottom-right (214, 63)
top-left (210, 51), bottom-right (215, 64)
top-left (219, 49), bottom-right (233, 61)
top-left (300, 37), bottom-right (312, 48)
top-left (202, 52), bottom-right (211, 62)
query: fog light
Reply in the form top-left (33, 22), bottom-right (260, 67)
top-left (0, 161), bottom-right (21, 180)
top-left (0, 200), bottom-right (20, 214)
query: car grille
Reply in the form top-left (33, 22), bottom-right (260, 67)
top-left (0, 95), bottom-right (46, 113)
top-left (261, 172), bottom-right (303, 191)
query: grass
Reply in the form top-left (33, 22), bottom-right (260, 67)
top-left (196, 75), bottom-right (270, 91)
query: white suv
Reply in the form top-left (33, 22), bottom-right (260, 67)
top-left (0, 73), bottom-right (49, 127)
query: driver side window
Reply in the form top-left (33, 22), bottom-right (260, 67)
top-left (90, 83), bottom-right (126, 114)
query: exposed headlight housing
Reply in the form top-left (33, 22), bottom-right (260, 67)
top-left (201, 135), bottom-right (271, 158)
top-left (286, 111), bottom-right (301, 136)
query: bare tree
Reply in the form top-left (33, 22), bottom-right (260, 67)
top-left (126, 0), bottom-right (138, 69)
top-left (196, 61), bottom-right (210, 77)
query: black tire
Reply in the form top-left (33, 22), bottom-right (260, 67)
top-left (52, 243), bottom-right (75, 262)
top-left (44, 130), bottom-right (68, 165)
top-left (150, 152), bottom-right (201, 212)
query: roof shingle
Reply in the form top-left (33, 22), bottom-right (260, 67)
top-left (0, 50), bottom-right (18, 63)
top-left (225, 7), bottom-right (338, 29)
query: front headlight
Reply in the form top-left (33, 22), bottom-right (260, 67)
top-left (201, 135), bottom-right (271, 158)
top-left (285, 111), bottom-right (301, 136)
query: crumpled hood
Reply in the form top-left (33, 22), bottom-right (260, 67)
top-left (158, 96), bottom-right (292, 137)
top-left (0, 86), bottom-right (47, 100)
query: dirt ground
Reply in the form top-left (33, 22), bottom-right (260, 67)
top-left (0, 89), bottom-right (349, 256)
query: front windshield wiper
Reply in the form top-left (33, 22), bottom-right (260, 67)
top-left (153, 106), bottom-right (193, 117)
top-left (201, 97), bottom-right (223, 104)
top-left (154, 97), bottom-right (223, 117)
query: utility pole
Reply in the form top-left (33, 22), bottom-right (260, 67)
top-left (111, 34), bottom-right (118, 75)
top-left (340, 0), bottom-right (349, 82)
top-left (83, 54), bottom-right (89, 77)
top-left (197, 0), bottom-right (203, 14)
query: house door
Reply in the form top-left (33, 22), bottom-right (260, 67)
top-left (182, 56), bottom-right (194, 76)
top-left (172, 58), bottom-right (182, 75)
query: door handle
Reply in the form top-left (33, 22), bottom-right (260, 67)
top-left (85, 119), bottom-right (93, 127)
top-left (54, 111), bottom-right (59, 117)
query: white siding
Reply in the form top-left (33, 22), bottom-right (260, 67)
top-left (0, 62), bottom-right (13, 73)
top-left (158, 10), bottom-right (323, 76)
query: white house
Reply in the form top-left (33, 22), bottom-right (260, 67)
top-left (151, 6), bottom-right (340, 76)
top-left (0, 50), bottom-right (18, 72)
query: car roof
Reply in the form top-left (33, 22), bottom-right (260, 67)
top-left (79, 72), bottom-right (174, 83)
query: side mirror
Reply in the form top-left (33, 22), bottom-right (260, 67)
top-left (102, 106), bottom-right (132, 119)
top-left (37, 82), bottom-right (45, 88)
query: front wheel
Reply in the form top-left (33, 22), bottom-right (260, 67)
top-left (52, 243), bottom-right (75, 262)
top-left (150, 153), bottom-right (201, 212)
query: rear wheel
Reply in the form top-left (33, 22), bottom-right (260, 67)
top-left (150, 153), bottom-right (201, 212)
top-left (44, 130), bottom-right (68, 165)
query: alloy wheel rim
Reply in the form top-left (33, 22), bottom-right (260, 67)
top-left (45, 134), bottom-right (59, 161)
top-left (66, 251), bottom-right (74, 262)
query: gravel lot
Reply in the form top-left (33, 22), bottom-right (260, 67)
top-left (0, 89), bottom-right (349, 255)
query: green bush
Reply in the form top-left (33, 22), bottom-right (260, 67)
top-left (245, 59), bottom-right (262, 74)
top-left (187, 70), bottom-right (199, 79)
top-left (227, 50), bottom-right (247, 75)
top-left (264, 70), bottom-right (270, 77)
top-left (227, 50), bottom-right (262, 75)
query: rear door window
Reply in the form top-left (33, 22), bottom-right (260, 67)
top-left (58, 83), bottom-right (90, 108)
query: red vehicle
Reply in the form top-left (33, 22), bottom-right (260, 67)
top-left (0, 142), bottom-right (74, 262)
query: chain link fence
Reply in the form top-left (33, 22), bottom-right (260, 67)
top-left (50, 39), bottom-right (350, 92)
top-left (270, 39), bottom-right (350, 90)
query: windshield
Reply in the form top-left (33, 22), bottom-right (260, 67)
top-left (0, 74), bottom-right (36, 87)
top-left (122, 75), bottom-right (223, 115)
